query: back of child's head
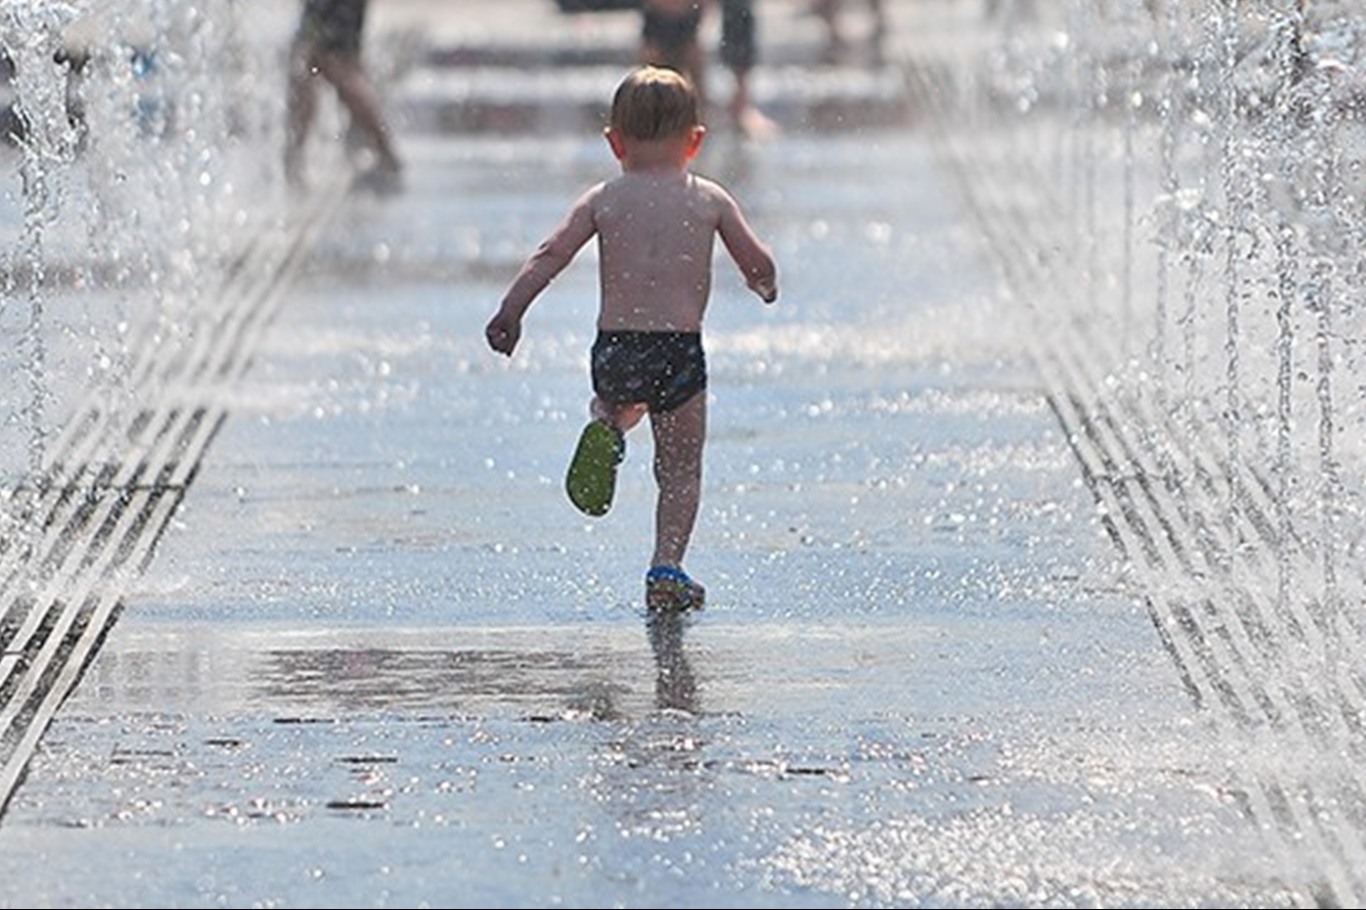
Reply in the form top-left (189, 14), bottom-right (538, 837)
top-left (609, 66), bottom-right (700, 142)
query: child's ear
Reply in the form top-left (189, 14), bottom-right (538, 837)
top-left (685, 125), bottom-right (706, 159)
top-left (604, 127), bottom-right (627, 161)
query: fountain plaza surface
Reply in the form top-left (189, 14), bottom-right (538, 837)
top-left (0, 0), bottom-right (1363, 906)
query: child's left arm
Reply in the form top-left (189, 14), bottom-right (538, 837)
top-left (714, 188), bottom-right (778, 303)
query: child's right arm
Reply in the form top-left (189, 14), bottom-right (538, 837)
top-left (485, 187), bottom-right (600, 356)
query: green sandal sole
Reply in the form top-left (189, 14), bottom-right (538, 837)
top-left (565, 421), bottom-right (623, 516)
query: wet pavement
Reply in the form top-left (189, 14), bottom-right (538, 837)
top-left (0, 2), bottom-right (1319, 907)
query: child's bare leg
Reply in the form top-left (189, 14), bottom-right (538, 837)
top-left (592, 397), bottom-right (646, 433)
top-left (648, 392), bottom-right (705, 568)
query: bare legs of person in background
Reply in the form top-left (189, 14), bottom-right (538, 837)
top-left (981, 0), bottom-right (1038, 20)
top-left (811, 0), bottom-right (886, 64)
top-left (719, 0), bottom-right (778, 138)
top-left (639, 0), bottom-right (708, 108)
top-left (640, 0), bottom-right (777, 139)
top-left (284, 2), bottom-right (402, 194)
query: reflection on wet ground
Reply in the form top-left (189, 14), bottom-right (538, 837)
top-left (4, 606), bottom-right (1299, 907)
top-left (647, 610), bottom-right (698, 714)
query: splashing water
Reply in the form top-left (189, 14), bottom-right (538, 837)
top-left (1, 0), bottom-right (294, 551)
top-left (952, 0), bottom-right (1366, 651)
top-left (1, 1), bottom-right (82, 516)
top-left (918, 0), bottom-right (1366, 901)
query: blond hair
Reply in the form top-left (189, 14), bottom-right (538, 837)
top-left (608, 66), bottom-right (700, 141)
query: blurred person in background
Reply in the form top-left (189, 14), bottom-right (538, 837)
top-left (639, 0), bottom-right (706, 96)
top-left (284, 0), bottom-right (402, 194)
top-left (812, 0), bottom-right (886, 63)
top-left (639, 0), bottom-right (776, 137)
top-left (719, 0), bottom-right (778, 137)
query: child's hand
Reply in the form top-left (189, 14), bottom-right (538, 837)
top-left (485, 311), bottom-right (521, 355)
top-left (751, 276), bottom-right (777, 303)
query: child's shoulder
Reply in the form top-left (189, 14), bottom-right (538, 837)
top-left (685, 170), bottom-right (727, 192)
top-left (686, 172), bottom-right (743, 212)
top-left (594, 170), bottom-right (736, 218)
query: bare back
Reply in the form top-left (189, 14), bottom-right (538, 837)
top-left (486, 148), bottom-right (775, 357)
top-left (586, 169), bottom-right (771, 332)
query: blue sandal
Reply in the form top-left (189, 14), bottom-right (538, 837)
top-left (646, 565), bottom-right (706, 611)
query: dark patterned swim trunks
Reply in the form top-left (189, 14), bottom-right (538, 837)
top-left (591, 331), bottom-right (707, 413)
